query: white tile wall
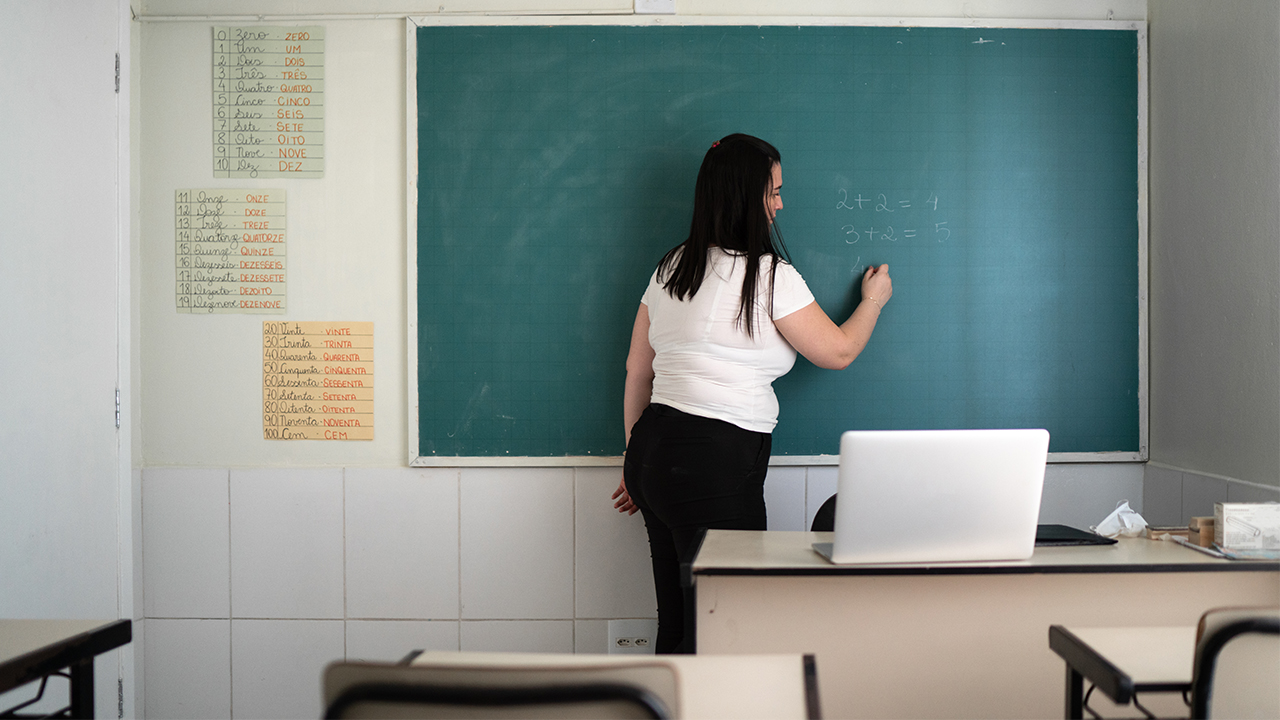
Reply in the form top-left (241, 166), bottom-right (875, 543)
top-left (1142, 464), bottom-right (1279, 527)
top-left (805, 462), bottom-right (1159, 534)
top-left (459, 620), bottom-right (575, 653)
top-left (764, 467), bottom-right (806, 530)
top-left (806, 466), bottom-right (839, 530)
top-left (1142, 464), bottom-right (1184, 526)
top-left (1181, 471), bottom-right (1230, 520)
top-left (459, 468), bottom-right (575, 620)
top-left (1227, 480), bottom-right (1280, 503)
top-left (575, 619), bottom-right (610, 654)
top-left (144, 619), bottom-right (230, 720)
top-left (1039, 462), bottom-right (1145, 528)
top-left (139, 461), bottom-right (1189, 716)
top-left (573, 467), bottom-right (657, 619)
top-left (345, 468), bottom-right (460, 619)
top-left (142, 468), bottom-right (230, 618)
top-left (230, 469), bottom-right (345, 619)
top-left (231, 619), bottom-right (345, 720)
top-left (345, 620), bottom-right (460, 661)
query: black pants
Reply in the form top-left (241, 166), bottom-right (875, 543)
top-left (623, 404), bottom-right (770, 654)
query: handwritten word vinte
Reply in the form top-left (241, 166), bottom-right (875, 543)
top-left (835, 190), bottom-right (952, 244)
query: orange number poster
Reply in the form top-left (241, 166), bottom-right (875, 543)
top-left (263, 322), bottom-right (373, 440)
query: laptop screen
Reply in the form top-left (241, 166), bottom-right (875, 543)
top-left (818, 429), bottom-right (1049, 565)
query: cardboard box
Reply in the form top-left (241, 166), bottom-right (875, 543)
top-left (1188, 517), bottom-right (1216, 547)
top-left (1214, 503), bottom-right (1280, 550)
top-left (1189, 516), bottom-right (1214, 530)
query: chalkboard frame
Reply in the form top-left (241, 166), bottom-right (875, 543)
top-left (405, 15), bottom-right (1149, 467)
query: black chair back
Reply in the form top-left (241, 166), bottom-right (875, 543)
top-left (811, 494), bottom-right (837, 532)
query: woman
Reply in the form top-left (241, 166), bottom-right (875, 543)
top-left (612, 134), bottom-right (893, 653)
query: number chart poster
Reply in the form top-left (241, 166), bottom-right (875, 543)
top-left (176, 189), bottom-right (286, 313)
top-left (263, 321), bottom-right (374, 440)
top-left (214, 26), bottom-right (324, 178)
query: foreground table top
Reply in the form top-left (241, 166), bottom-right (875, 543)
top-left (0, 620), bottom-right (132, 692)
top-left (0, 619), bottom-right (133, 719)
top-left (1051, 626), bottom-right (1195, 692)
top-left (1049, 625), bottom-right (1196, 719)
top-left (406, 650), bottom-right (817, 719)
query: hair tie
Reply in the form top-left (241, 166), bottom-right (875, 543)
top-left (711, 141), bottom-right (720, 148)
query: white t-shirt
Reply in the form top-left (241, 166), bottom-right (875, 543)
top-left (641, 247), bottom-right (816, 433)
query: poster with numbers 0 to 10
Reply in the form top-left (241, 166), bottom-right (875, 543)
top-left (214, 26), bottom-right (324, 178)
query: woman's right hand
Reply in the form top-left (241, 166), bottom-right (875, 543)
top-left (861, 264), bottom-right (892, 309)
top-left (775, 263), bottom-right (893, 371)
top-left (613, 477), bottom-right (638, 515)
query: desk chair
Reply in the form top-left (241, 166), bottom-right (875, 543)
top-left (811, 494), bottom-right (837, 532)
top-left (322, 658), bottom-right (676, 719)
top-left (1190, 606), bottom-right (1280, 719)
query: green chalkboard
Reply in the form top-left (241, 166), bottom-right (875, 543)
top-left (415, 23), bottom-right (1141, 459)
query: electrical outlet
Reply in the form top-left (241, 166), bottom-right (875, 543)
top-left (608, 619), bottom-right (657, 655)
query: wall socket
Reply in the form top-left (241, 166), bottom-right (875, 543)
top-left (607, 619), bottom-right (658, 655)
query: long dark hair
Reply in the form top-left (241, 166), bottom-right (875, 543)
top-left (656, 133), bottom-right (790, 337)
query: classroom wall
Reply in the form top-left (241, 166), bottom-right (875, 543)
top-left (134, 1), bottom-right (1159, 718)
top-left (1142, 0), bottom-right (1280, 522)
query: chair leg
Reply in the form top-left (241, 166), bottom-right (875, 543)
top-left (1065, 665), bottom-right (1084, 720)
top-left (69, 659), bottom-right (95, 719)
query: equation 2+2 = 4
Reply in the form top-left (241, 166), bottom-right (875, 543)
top-left (836, 190), bottom-right (951, 244)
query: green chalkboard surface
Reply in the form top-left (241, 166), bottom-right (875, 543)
top-left (415, 23), bottom-right (1140, 459)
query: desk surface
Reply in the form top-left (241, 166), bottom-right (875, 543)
top-left (1054, 626), bottom-right (1195, 687)
top-left (691, 530), bottom-right (1280, 576)
top-left (1048, 625), bottom-right (1196, 717)
top-left (0, 619), bottom-right (132, 704)
top-left (408, 651), bottom-right (814, 720)
top-left (1049, 625), bottom-right (1187, 686)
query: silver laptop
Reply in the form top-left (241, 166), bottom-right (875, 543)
top-left (813, 429), bottom-right (1050, 565)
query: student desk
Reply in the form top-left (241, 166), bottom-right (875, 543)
top-left (399, 650), bottom-right (819, 719)
top-left (1048, 625), bottom-right (1195, 719)
top-left (689, 531), bottom-right (1279, 720)
top-left (0, 619), bottom-right (132, 719)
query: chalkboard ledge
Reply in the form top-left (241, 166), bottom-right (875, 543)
top-left (408, 451), bottom-right (1145, 468)
top-left (410, 455), bottom-right (625, 468)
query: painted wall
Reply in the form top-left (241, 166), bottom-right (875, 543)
top-left (1147, 0), bottom-right (1280, 491)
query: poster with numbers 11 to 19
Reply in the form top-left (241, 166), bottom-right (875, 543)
top-left (176, 189), bottom-right (286, 314)
top-left (214, 26), bottom-right (324, 178)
